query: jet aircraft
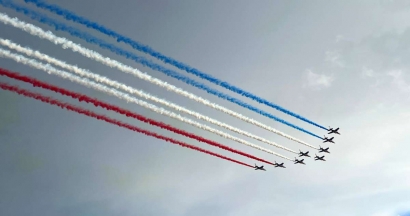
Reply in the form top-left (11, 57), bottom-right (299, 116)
top-left (274, 161), bottom-right (286, 168)
top-left (318, 146), bottom-right (330, 154)
top-left (323, 136), bottom-right (335, 143)
top-left (314, 154), bottom-right (326, 161)
top-left (299, 150), bottom-right (310, 157)
top-left (294, 158), bottom-right (306, 165)
top-left (254, 164), bottom-right (266, 171)
top-left (328, 127), bottom-right (340, 135)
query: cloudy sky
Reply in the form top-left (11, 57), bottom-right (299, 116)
top-left (1, 0), bottom-right (410, 215)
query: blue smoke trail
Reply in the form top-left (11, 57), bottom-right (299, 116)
top-left (23, 0), bottom-right (328, 131)
top-left (0, 0), bottom-right (322, 139)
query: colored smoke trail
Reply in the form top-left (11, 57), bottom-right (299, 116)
top-left (0, 49), bottom-right (293, 161)
top-left (23, 0), bottom-right (327, 130)
top-left (0, 81), bottom-right (254, 168)
top-left (0, 12), bottom-right (319, 148)
top-left (0, 38), bottom-right (305, 153)
top-left (0, 1), bottom-right (323, 139)
top-left (0, 66), bottom-right (277, 165)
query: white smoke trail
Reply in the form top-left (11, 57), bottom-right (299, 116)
top-left (0, 12), bottom-right (317, 150)
top-left (0, 48), bottom-right (293, 161)
top-left (0, 38), bottom-right (299, 154)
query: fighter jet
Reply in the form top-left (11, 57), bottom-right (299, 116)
top-left (299, 150), bottom-right (310, 157)
top-left (294, 158), bottom-right (306, 165)
top-left (254, 164), bottom-right (266, 171)
top-left (328, 127), bottom-right (340, 135)
top-left (274, 161), bottom-right (286, 168)
top-left (323, 136), bottom-right (335, 143)
top-left (314, 154), bottom-right (326, 161)
top-left (318, 146), bottom-right (330, 154)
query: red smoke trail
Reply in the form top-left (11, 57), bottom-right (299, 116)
top-left (0, 81), bottom-right (254, 168)
top-left (0, 67), bottom-right (274, 166)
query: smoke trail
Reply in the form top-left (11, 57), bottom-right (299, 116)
top-left (24, 0), bottom-right (328, 130)
top-left (0, 2), bottom-right (323, 139)
top-left (0, 67), bottom-right (278, 165)
top-left (0, 49), bottom-right (294, 161)
top-left (0, 38), bottom-right (309, 153)
top-left (0, 82), bottom-right (254, 168)
top-left (0, 12), bottom-right (320, 148)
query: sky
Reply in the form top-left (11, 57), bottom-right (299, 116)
top-left (0, 0), bottom-right (410, 215)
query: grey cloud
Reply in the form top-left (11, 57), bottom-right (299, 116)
top-left (304, 69), bottom-right (335, 89)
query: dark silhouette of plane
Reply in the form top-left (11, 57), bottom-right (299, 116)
top-left (318, 146), bottom-right (330, 154)
top-left (323, 136), bottom-right (335, 143)
top-left (294, 158), bottom-right (306, 165)
top-left (315, 154), bottom-right (326, 161)
top-left (274, 161), bottom-right (286, 168)
top-left (328, 127), bottom-right (340, 135)
top-left (299, 150), bottom-right (310, 157)
top-left (254, 164), bottom-right (266, 171)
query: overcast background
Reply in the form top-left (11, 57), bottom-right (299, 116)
top-left (1, 0), bottom-right (410, 215)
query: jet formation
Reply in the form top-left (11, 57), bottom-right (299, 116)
top-left (254, 164), bottom-right (266, 171)
top-left (315, 154), bottom-right (326, 161)
top-left (274, 161), bottom-right (286, 168)
top-left (299, 150), bottom-right (310, 157)
top-left (254, 126), bottom-right (340, 171)
top-left (328, 127), bottom-right (340, 135)
top-left (319, 146), bottom-right (330, 154)
top-left (323, 136), bottom-right (335, 143)
top-left (294, 158), bottom-right (305, 165)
